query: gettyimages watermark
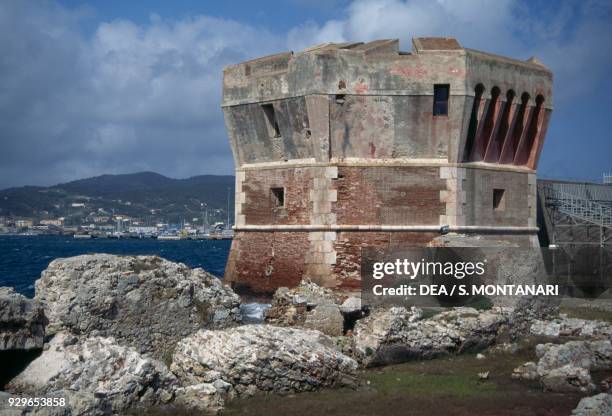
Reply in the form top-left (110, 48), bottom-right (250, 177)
top-left (361, 247), bottom-right (612, 307)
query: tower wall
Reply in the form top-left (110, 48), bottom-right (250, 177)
top-left (222, 38), bottom-right (553, 294)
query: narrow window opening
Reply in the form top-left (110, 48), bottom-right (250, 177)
top-left (271, 187), bottom-right (285, 207)
top-left (463, 84), bottom-right (485, 161)
top-left (493, 188), bottom-right (506, 211)
top-left (433, 84), bottom-right (450, 116)
top-left (262, 104), bottom-right (281, 138)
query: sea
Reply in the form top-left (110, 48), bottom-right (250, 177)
top-left (0, 235), bottom-right (231, 298)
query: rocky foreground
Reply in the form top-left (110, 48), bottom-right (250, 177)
top-left (1, 254), bottom-right (610, 415)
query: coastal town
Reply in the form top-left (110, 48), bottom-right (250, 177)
top-left (0, 209), bottom-right (233, 240)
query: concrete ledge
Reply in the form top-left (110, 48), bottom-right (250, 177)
top-left (233, 224), bottom-right (539, 234)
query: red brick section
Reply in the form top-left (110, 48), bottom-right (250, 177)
top-left (241, 168), bottom-right (313, 225)
top-left (225, 231), bottom-right (310, 294)
top-left (333, 231), bottom-right (439, 290)
top-left (226, 165), bottom-right (447, 294)
top-left (334, 166), bottom-right (445, 225)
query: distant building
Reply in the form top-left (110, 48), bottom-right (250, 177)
top-left (15, 219), bottom-right (34, 228)
top-left (222, 37), bottom-right (553, 294)
top-left (40, 218), bottom-right (64, 226)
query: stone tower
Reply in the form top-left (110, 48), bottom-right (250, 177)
top-left (222, 37), bottom-right (553, 294)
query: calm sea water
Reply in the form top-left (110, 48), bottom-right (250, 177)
top-left (0, 235), bottom-right (231, 298)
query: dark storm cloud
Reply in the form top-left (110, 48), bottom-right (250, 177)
top-left (0, 1), bottom-right (284, 189)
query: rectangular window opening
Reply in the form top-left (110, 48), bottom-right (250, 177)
top-left (262, 104), bottom-right (281, 138)
top-left (433, 84), bottom-right (450, 116)
top-left (493, 188), bottom-right (506, 211)
top-left (271, 187), bottom-right (285, 207)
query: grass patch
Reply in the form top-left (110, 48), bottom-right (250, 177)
top-left (365, 370), bottom-right (499, 398)
top-left (559, 306), bottom-right (612, 323)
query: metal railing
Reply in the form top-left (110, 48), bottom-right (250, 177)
top-left (543, 185), bottom-right (612, 229)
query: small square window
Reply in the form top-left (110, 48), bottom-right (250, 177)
top-left (271, 187), bottom-right (285, 207)
top-left (493, 188), bottom-right (505, 211)
top-left (262, 104), bottom-right (281, 138)
top-left (433, 84), bottom-right (449, 116)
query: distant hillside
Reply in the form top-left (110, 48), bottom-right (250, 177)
top-left (0, 172), bottom-right (235, 225)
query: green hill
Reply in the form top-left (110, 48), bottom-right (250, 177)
top-left (0, 172), bottom-right (235, 226)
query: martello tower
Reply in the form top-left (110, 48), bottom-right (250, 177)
top-left (222, 37), bottom-right (553, 294)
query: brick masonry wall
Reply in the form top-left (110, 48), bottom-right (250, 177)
top-left (225, 231), bottom-right (310, 294)
top-left (334, 166), bottom-right (445, 225)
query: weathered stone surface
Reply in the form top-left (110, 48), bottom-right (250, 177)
top-left (265, 280), bottom-right (346, 336)
top-left (352, 306), bottom-right (508, 366)
top-left (530, 317), bottom-right (612, 339)
top-left (540, 365), bottom-right (595, 393)
top-left (0, 287), bottom-right (45, 351)
top-left (173, 382), bottom-right (228, 414)
top-left (171, 324), bottom-right (357, 398)
top-left (513, 340), bottom-right (612, 393)
top-left (572, 393), bottom-right (612, 416)
top-left (536, 340), bottom-right (612, 374)
top-left (303, 303), bottom-right (344, 336)
top-left (35, 254), bottom-right (241, 359)
top-left (6, 332), bottom-right (178, 415)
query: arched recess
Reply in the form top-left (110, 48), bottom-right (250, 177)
top-left (499, 92), bottom-right (530, 164)
top-left (484, 89), bottom-right (516, 163)
top-left (470, 86), bottom-right (500, 161)
top-left (462, 84), bottom-right (485, 162)
top-left (515, 94), bottom-right (544, 166)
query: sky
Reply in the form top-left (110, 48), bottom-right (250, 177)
top-left (0, 0), bottom-right (611, 189)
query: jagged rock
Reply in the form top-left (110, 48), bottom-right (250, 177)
top-left (352, 306), bottom-right (508, 366)
top-left (513, 340), bottom-right (612, 393)
top-left (302, 303), bottom-right (344, 336)
top-left (35, 254), bottom-right (241, 359)
top-left (265, 279), bottom-right (346, 336)
top-left (572, 393), bottom-right (612, 416)
top-left (536, 340), bottom-right (612, 373)
top-left (171, 324), bottom-right (357, 398)
top-left (502, 295), bottom-right (559, 340)
top-left (0, 287), bottom-right (45, 350)
top-left (339, 297), bottom-right (362, 314)
top-left (540, 365), bottom-right (595, 393)
top-left (6, 332), bottom-right (178, 415)
top-left (530, 317), bottom-right (612, 339)
top-left (173, 382), bottom-right (228, 414)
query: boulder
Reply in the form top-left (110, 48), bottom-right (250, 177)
top-left (6, 332), bottom-right (178, 415)
top-left (35, 254), bottom-right (241, 360)
top-left (173, 382), bottom-right (228, 414)
top-left (171, 324), bottom-right (357, 398)
top-left (530, 317), bottom-right (612, 339)
top-left (540, 365), bottom-right (595, 393)
top-left (265, 279), bottom-right (347, 336)
top-left (572, 393), bottom-right (612, 416)
top-left (536, 340), bottom-right (612, 373)
top-left (352, 306), bottom-right (508, 366)
top-left (0, 287), bottom-right (45, 351)
top-left (513, 340), bottom-right (612, 393)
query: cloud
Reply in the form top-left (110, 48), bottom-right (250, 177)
top-left (0, 1), bottom-right (284, 189)
top-left (288, 0), bottom-right (612, 101)
top-left (287, 0), bottom-right (612, 180)
top-left (0, 0), bottom-right (610, 188)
